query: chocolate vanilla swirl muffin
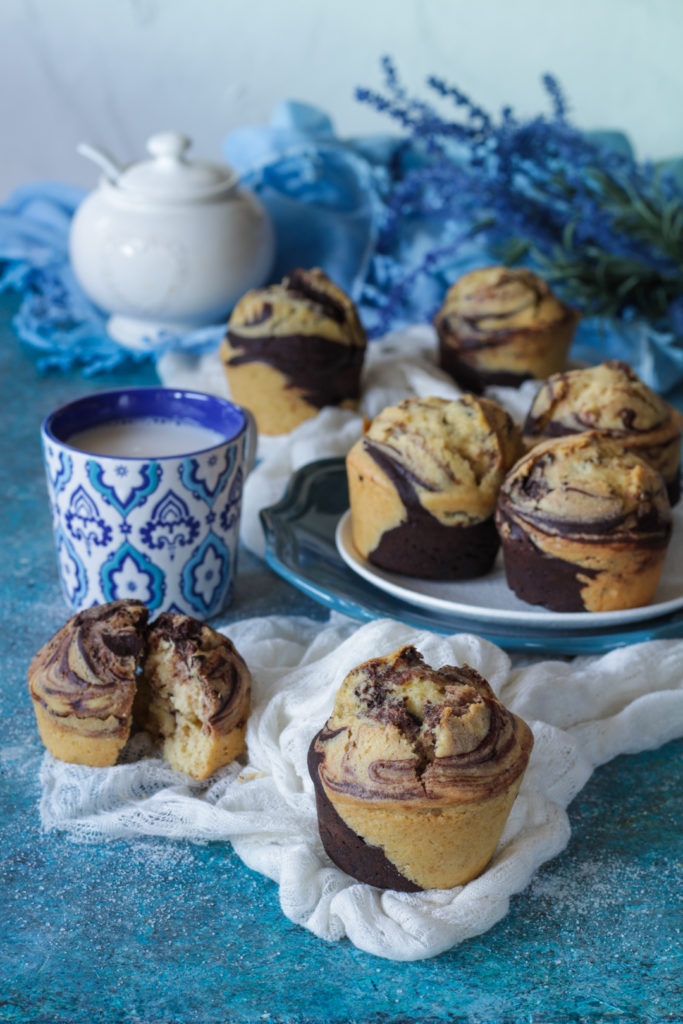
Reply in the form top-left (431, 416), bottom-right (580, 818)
top-left (28, 602), bottom-right (251, 778)
top-left (523, 360), bottom-right (683, 505)
top-left (220, 267), bottom-right (367, 435)
top-left (135, 613), bottom-right (251, 780)
top-left (434, 266), bottom-right (579, 392)
top-left (496, 433), bottom-right (673, 613)
top-left (308, 645), bottom-right (533, 891)
top-left (346, 395), bottom-right (521, 579)
top-left (28, 600), bottom-right (149, 767)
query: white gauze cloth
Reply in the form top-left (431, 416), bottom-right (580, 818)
top-left (39, 614), bottom-right (683, 961)
top-left (156, 325), bottom-right (540, 557)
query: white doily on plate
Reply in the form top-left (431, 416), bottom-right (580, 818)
top-left (39, 614), bottom-right (683, 961)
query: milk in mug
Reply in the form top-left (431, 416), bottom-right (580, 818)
top-left (67, 417), bottom-right (228, 458)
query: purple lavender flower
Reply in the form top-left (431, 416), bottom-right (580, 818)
top-left (356, 58), bottom-right (683, 337)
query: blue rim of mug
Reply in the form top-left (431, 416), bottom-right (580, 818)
top-left (42, 386), bottom-right (249, 460)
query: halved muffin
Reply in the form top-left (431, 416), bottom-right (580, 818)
top-left (28, 600), bottom-right (148, 767)
top-left (135, 613), bottom-right (251, 780)
top-left (28, 603), bottom-right (251, 779)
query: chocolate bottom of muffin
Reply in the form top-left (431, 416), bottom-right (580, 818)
top-left (225, 330), bottom-right (364, 409)
top-left (369, 512), bottom-right (499, 580)
top-left (308, 737), bottom-right (422, 892)
top-left (438, 340), bottom-right (532, 394)
top-left (666, 464), bottom-right (680, 507)
top-left (498, 516), bottom-right (601, 612)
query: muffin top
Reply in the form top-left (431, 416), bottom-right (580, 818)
top-left (313, 645), bottom-right (533, 805)
top-left (524, 361), bottom-right (682, 441)
top-left (498, 432), bottom-right (672, 537)
top-left (28, 600), bottom-right (148, 726)
top-left (227, 267), bottom-right (366, 348)
top-left (358, 395), bottom-right (521, 521)
top-left (144, 613), bottom-right (251, 736)
top-left (435, 266), bottom-right (574, 343)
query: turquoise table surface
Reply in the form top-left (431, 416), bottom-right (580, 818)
top-left (1, 290), bottom-right (681, 1024)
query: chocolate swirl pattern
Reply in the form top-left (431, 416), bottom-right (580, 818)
top-left (496, 432), bottom-right (673, 612)
top-left (220, 267), bottom-right (366, 435)
top-left (434, 266), bottom-right (579, 392)
top-left (346, 395), bottom-right (521, 579)
top-left (309, 646), bottom-right (533, 891)
top-left (28, 600), bottom-right (149, 767)
top-left (523, 361), bottom-right (683, 505)
top-left (136, 612), bottom-right (251, 780)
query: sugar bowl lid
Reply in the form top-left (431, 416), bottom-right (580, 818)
top-left (79, 131), bottom-right (238, 202)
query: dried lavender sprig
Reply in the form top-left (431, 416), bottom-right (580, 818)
top-left (356, 60), bottom-right (683, 327)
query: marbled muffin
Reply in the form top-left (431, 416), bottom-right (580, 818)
top-left (308, 645), bottom-right (534, 891)
top-left (434, 266), bottom-right (579, 392)
top-left (346, 395), bottom-right (522, 579)
top-left (28, 600), bottom-right (149, 767)
top-left (220, 267), bottom-right (367, 435)
top-left (495, 433), bottom-right (672, 613)
top-left (28, 602), bottom-right (251, 777)
top-left (523, 360), bottom-right (683, 505)
top-left (134, 613), bottom-right (251, 780)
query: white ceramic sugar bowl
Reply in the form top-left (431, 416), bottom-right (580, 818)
top-left (69, 131), bottom-right (275, 350)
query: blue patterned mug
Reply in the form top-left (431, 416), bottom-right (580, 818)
top-left (41, 387), bottom-right (257, 619)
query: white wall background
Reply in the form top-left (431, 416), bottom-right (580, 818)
top-left (2, 0), bottom-right (682, 200)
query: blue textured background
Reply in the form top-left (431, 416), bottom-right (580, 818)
top-left (1, 292), bottom-right (681, 1024)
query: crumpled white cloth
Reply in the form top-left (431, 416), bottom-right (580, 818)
top-left (39, 614), bottom-right (683, 961)
top-left (156, 325), bottom-right (539, 557)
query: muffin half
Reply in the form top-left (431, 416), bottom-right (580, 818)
top-left (28, 600), bottom-right (149, 767)
top-left (134, 613), bottom-right (251, 780)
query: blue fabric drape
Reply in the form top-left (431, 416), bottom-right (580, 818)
top-left (2, 101), bottom-right (682, 392)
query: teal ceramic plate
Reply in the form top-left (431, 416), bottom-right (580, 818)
top-left (260, 457), bottom-right (683, 654)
